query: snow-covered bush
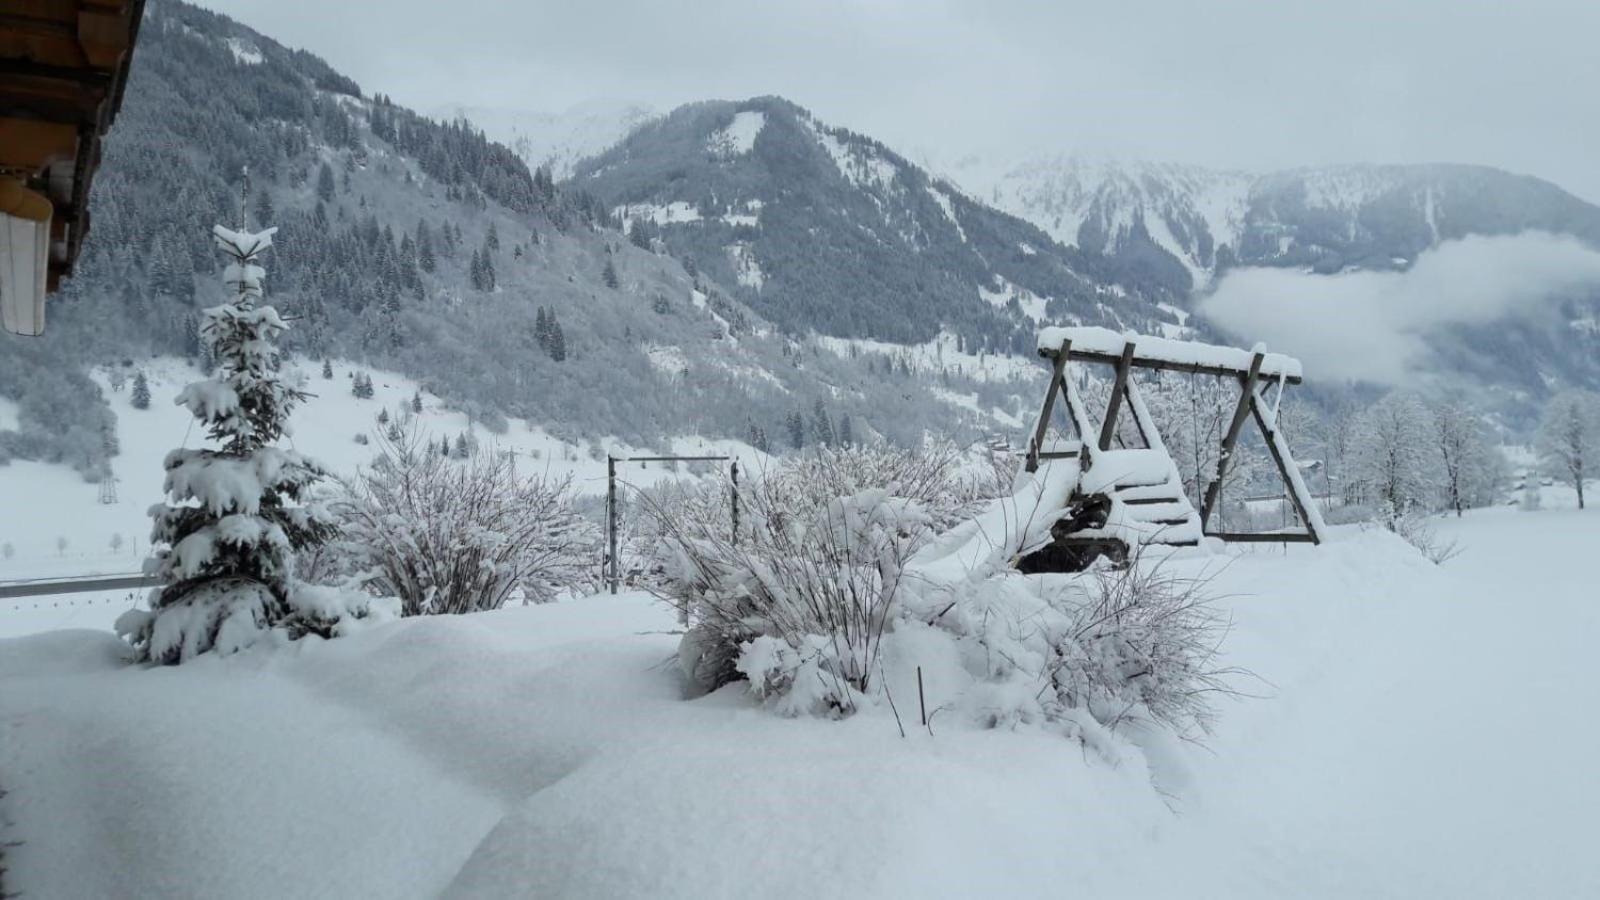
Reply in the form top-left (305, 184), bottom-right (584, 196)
top-left (338, 421), bottom-right (598, 614)
top-left (1046, 559), bottom-right (1235, 740)
top-left (656, 457), bottom-right (933, 714)
top-left (118, 226), bottom-right (389, 665)
top-left (1390, 510), bottom-right (1461, 564)
top-left (764, 441), bottom-right (993, 533)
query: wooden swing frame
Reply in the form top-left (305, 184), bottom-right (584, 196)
top-left (1025, 332), bottom-right (1324, 545)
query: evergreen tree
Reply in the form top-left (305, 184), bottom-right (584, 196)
top-left (377, 407), bottom-right (390, 426)
top-left (253, 189), bottom-right (274, 229)
top-left (486, 221), bottom-right (500, 251)
top-left (602, 257), bottom-right (620, 290)
top-left (547, 314), bottom-right (567, 361)
top-left (416, 220), bottom-right (436, 272)
top-left (411, 391), bottom-right (423, 413)
top-left (452, 433), bottom-right (470, 459)
top-left (787, 410), bottom-right (805, 450)
top-left (811, 399), bottom-right (836, 447)
top-left (630, 220), bottom-right (653, 251)
top-left (479, 242), bottom-right (496, 291)
top-left (839, 414), bottom-right (854, 448)
top-left (117, 225), bottom-right (375, 664)
top-left (316, 162), bottom-right (335, 203)
top-left (130, 371), bottom-right (151, 410)
top-left (535, 306), bottom-right (550, 354)
top-left (321, 358), bottom-right (333, 379)
top-left (746, 422), bottom-right (769, 454)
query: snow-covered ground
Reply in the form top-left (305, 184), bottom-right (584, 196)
top-left (2, 486), bottom-right (1595, 897)
top-left (0, 357), bottom-right (761, 584)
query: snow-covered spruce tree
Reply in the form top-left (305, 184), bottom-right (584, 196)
top-left (117, 226), bottom-right (390, 664)
top-left (130, 371), bottom-right (151, 409)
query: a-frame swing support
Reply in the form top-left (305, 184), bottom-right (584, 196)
top-left (1025, 327), bottom-right (1324, 547)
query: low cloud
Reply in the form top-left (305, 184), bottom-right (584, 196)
top-left (1198, 232), bottom-right (1600, 384)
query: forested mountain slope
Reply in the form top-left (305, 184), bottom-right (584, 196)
top-left (0, 1), bottom-right (1028, 482)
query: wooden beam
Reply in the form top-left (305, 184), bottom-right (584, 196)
top-left (1036, 345), bottom-right (1302, 385)
top-left (1249, 387), bottom-right (1323, 545)
top-left (1200, 350), bottom-right (1264, 529)
top-left (1025, 339), bottom-right (1070, 472)
top-left (1204, 531), bottom-right (1318, 544)
top-left (1097, 338), bottom-right (1135, 452)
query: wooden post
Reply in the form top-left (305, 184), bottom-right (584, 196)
top-left (1026, 340), bottom-right (1071, 472)
top-left (730, 459), bottom-right (740, 547)
top-left (1250, 387), bottom-right (1322, 545)
top-left (1200, 350), bottom-right (1264, 531)
top-left (1098, 339), bottom-right (1136, 452)
top-left (606, 455), bottom-right (618, 594)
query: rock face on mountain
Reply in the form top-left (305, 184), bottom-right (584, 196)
top-left (970, 155), bottom-right (1600, 287)
top-left (573, 97), bottom-right (1182, 354)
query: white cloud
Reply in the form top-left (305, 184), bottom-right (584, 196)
top-left (1198, 232), bottom-right (1600, 385)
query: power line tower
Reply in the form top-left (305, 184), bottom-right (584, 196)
top-left (97, 474), bottom-right (119, 505)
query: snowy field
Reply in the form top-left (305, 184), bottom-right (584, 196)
top-left (0, 356), bottom-right (759, 586)
top-left (1, 484), bottom-right (1595, 898)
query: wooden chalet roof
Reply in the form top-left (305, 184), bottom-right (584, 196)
top-left (0, 0), bottom-right (145, 293)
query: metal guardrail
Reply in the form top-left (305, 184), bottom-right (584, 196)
top-left (0, 573), bottom-right (159, 601)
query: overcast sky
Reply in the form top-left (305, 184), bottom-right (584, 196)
top-left (195, 0), bottom-right (1600, 201)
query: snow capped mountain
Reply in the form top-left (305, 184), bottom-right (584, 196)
top-left (436, 99), bottom-right (657, 179)
top-left (956, 154), bottom-right (1253, 289)
top-left (575, 97), bottom-right (1183, 351)
top-left (952, 156), bottom-right (1600, 290)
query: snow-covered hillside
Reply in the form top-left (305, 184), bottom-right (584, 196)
top-left (0, 357), bottom-right (763, 584)
top-left (437, 99), bottom-right (657, 179)
top-left (2, 498), bottom-right (1596, 896)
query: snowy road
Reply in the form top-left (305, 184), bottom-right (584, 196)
top-left (2, 506), bottom-right (1597, 898)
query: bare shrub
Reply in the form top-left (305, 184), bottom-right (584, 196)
top-left (1045, 556), bottom-right (1239, 741)
top-left (653, 453), bottom-right (933, 714)
top-left (1392, 511), bottom-right (1461, 565)
top-left (339, 423), bottom-right (598, 615)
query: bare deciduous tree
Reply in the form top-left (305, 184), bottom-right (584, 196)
top-left (1537, 389), bottom-right (1600, 510)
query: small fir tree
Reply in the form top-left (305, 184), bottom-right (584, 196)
top-left (602, 257), bottom-right (620, 290)
top-left (116, 225), bottom-right (385, 664)
top-left (130, 371), bottom-right (151, 409)
top-left (321, 358), bottom-right (334, 379)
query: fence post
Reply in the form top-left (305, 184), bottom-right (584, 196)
top-left (730, 459), bottom-right (740, 547)
top-left (606, 454), bottom-right (618, 595)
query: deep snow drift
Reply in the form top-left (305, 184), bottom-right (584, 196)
top-left (2, 494), bottom-right (1596, 898)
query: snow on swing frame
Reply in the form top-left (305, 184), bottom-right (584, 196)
top-left (1027, 326), bottom-right (1327, 546)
